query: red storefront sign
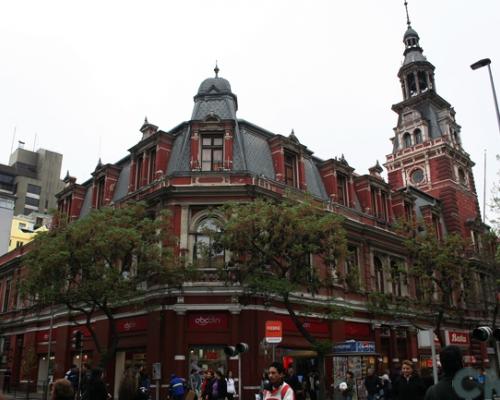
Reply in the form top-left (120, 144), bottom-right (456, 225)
top-left (345, 322), bottom-right (371, 338)
top-left (276, 316), bottom-right (329, 334)
top-left (36, 330), bottom-right (57, 342)
top-left (188, 313), bottom-right (228, 330)
top-left (445, 330), bottom-right (470, 346)
top-left (265, 321), bottom-right (283, 344)
top-left (117, 316), bottom-right (148, 333)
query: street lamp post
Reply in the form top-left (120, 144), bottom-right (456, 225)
top-left (471, 58), bottom-right (500, 135)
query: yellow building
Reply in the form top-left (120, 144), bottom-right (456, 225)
top-left (8, 214), bottom-right (49, 251)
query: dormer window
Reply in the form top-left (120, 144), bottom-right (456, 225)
top-left (96, 176), bottom-right (105, 209)
top-left (136, 154), bottom-right (143, 188)
top-left (336, 173), bottom-right (348, 206)
top-left (284, 150), bottom-right (298, 187)
top-left (148, 148), bottom-right (156, 182)
top-left (201, 135), bottom-right (223, 171)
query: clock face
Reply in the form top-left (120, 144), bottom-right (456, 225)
top-left (411, 169), bottom-right (424, 184)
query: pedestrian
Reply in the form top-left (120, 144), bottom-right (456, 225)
top-left (201, 370), bottom-right (214, 400)
top-left (80, 363), bottom-right (92, 400)
top-left (284, 365), bottom-right (303, 400)
top-left (138, 366), bottom-right (151, 399)
top-left (64, 364), bottom-right (79, 398)
top-left (364, 368), bottom-right (382, 400)
top-left (118, 368), bottom-right (149, 400)
top-left (52, 379), bottom-right (74, 400)
top-left (189, 368), bottom-right (202, 398)
top-left (380, 373), bottom-right (392, 399)
top-left (340, 371), bottom-right (355, 400)
top-left (87, 368), bottom-right (109, 400)
top-left (424, 346), bottom-right (465, 400)
top-left (211, 371), bottom-right (227, 400)
top-left (306, 372), bottom-right (319, 400)
top-left (392, 360), bottom-right (425, 400)
top-left (226, 371), bottom-right (236, 400)
top-left (169, 373), bottom-right (186, 400)
top-left (262, 362), bottom-right (294, 400)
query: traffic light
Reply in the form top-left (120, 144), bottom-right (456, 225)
top-left (471, 326), bottom-right (500, 342)
top-left (72, 330), bottom-right (83, 350)
top-left (224, 342), bottom-right (249, 357)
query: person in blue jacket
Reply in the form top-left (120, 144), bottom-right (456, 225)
top-left (169, 374), bottom-right (186, 400)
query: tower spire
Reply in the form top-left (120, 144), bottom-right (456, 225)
top-left (404, 0), bottom-right (411, 28)
top-left (214, 61), bottom-right (219, 78)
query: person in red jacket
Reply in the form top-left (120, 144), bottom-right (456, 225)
top-left (262, 362), bottom-right (294, 400)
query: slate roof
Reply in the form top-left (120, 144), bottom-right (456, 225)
top-left (112, 162), bottom-right (130, 202)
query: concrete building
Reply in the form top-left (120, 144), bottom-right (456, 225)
top-left (6, 147), bottom-right (64, 216)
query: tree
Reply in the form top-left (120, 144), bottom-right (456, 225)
top-left (398, 221), bottom-right (468, 346)
top-left (21, 202), bottom-right (181, 367)
top-left (217, 196), bottom-right (348, 399)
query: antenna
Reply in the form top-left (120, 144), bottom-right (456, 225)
top-left (33, 132), bottom-right (38, 151)
top-left (483, 149), bottom-right (487, 222)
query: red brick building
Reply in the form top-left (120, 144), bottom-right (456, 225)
top-left (0, 19), bottom-right (495, 400)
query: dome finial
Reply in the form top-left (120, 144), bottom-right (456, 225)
top-left (214, 61), bottom-right (219, 78)
top-left (404, 0), bottom-right (411, 28)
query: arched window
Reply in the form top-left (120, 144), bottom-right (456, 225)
top-left (374, 256), bottom-right (384, 293)
top-left (453, 131), bottom-right (461, 145)
top-left (414, 129), bottom-right (422, 144)
top-left (193, 217), bottom-right (225, 268)
top-left (407, 73), bottom-right (417, 96)
top-left (418, 71), bottom-right (428, 92)
top-left (403, 133), bottom-right (412, 148)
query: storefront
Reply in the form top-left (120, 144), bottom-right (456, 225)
top-left (187, 312), bottom-right (230, 374)
top-left (113, 316), bottom-right (148, 398)
top-left (331, 341), bottom-right (378, 400)
top-left (35, 330), bottom-right (57, 392)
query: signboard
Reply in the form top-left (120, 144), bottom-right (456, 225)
top-left (36, 330), bottom-right (57, 342)
top-left (333, 340), bottom-right (376, 354)
top-left (188, 313), bottom-right (228, 330)
top-left (276, 315), bottom-right (329, 334)
top-left (417, 330), bottom-right (440, 348)
top-left (345, 322), bottom-right (371, 338)
top-left (445, 330), bottom-right (470, 347)
top-left (117, 316), bottom-right (148, 333)
top-left (152, 362), bottom-right (161, 380)
top-left (265, 320), bottom-right (283, 344)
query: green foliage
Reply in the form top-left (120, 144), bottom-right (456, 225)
top-left (396, 219), bottom-right (468, 343)
top-left (21, 202), bottom-right (180, 365)
top-left (219, 197), bottom-right (347, 298)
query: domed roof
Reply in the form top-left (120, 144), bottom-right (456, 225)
top-left (197, 77), bottom-right (233, 96)
top-left (403, 26), bottom-right (419, 41)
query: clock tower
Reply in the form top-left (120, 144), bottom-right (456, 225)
top-left (384, 9), bottom-right (481, 236)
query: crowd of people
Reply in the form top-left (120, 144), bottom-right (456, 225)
top-left (42, 347), bottom-right (491, 400)
top-left (336, 345), bottom-right (488, 400)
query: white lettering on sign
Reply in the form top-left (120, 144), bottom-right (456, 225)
top-left (451, 333), bottom-right (468, 343)
top-left (123, 322), bottom-right (137, 331)
top-left (195, 316), bottom-right (222, 326)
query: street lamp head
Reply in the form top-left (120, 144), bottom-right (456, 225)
top-left (471, 58), bottom-right (492, 70)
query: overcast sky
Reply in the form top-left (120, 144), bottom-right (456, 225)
top-left (1, 0), bottom-right (499, 222)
